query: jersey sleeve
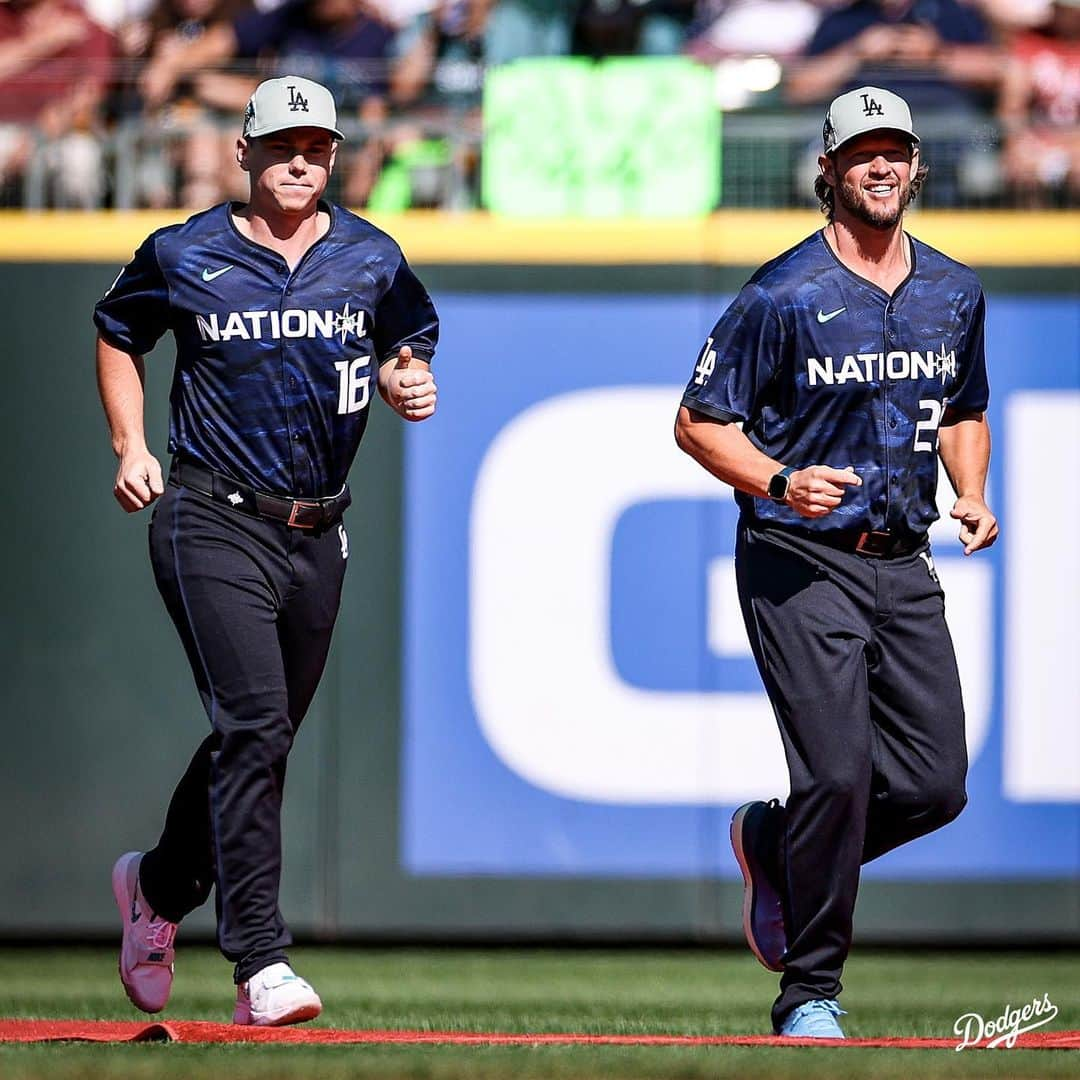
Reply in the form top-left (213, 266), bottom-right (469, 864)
top-left (373, 256), bottom-right (439, 365)
top-left (93, 235), bottom-right (171, 356)
top-left (946, 289), bottom-right (989, 413)
top-left (681, 283), bottom-right (784, 423)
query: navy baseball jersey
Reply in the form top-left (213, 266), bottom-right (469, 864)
top-left (681, 231), bottom-right (988, 536)
top-left (94, 201), bottom-right (439, 498)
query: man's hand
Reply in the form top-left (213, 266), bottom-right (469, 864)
top-left (891, 24), bottom-right (941, 64)
top-left (26, 9), bottom-right (87, 53)
top-left (114, 448), bottom-right (164, 512)
top-left (786, 465), bottom-right (862, 518)
top-left (139, 57), bottom-right (179, 111)
top-left (855, 24), bottom-right (898, 62)
top-left (381, 346), bottom-right (437, 422)
top-left (950, 495), bottom-right (998, 555)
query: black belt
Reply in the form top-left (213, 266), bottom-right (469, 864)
top-left (172, 460), bottom-right (351, 531)
top-left (770, 525), bottom-right (927, 559)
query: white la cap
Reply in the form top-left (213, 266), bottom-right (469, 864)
top-left (823, 86), bottom-right (919, 154)
top-left (242, 76), bottom-right (346, 142)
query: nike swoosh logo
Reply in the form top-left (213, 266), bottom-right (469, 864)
top-left (817, 306), bottom-right (845, 324)
top-left (202, 265), bottom-right (234, 282)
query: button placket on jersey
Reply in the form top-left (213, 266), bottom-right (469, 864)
top-left (279, 238), bottom-right (336, 497)
top-left (882, 300), bottom-right (894, 526)
top-left (279, 274), bottom-right (301, 492)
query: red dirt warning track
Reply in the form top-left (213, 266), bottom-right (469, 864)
top-left (2, 1020), bottom-right (1079, 1049)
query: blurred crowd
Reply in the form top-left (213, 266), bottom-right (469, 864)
top-left (1, 0), bottom-right (1077, 208)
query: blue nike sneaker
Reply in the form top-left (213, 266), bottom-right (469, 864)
top-left (779, 999), bottom-right (847, 1039)
top-left (730, 799), bottom-right (787, 971)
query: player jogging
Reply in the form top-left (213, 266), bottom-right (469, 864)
top-left (676, 86), bottom-right (997, 1039)
top-left (94, 76), bottom-right (438, 1025)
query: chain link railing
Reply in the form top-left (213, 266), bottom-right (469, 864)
top-left (8, 60), bottom-right (1077, 212)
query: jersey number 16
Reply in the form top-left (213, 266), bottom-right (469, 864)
top-left (335, 357), bottom-right (371, 415)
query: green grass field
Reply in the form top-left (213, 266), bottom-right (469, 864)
top-left (0, 946), bottom-right (1077, 1079)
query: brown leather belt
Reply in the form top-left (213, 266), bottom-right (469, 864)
top-left (795, 527), bottom-right (927, 559)
top-left (171, 460), bottom-right (350, 531)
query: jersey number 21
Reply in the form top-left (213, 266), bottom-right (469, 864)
top-left (914, 398), bottom-right (944, 452)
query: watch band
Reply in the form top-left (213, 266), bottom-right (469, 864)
top-left (768, 465), bottom-right (796, 502)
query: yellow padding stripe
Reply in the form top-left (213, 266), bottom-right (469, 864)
top-left (0, 209), bottom-right (1076, 266)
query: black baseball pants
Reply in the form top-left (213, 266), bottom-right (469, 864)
top-left (735, 522), bottom-right (968, 1033)
top-left (139, 480), bottom-right (348, 983)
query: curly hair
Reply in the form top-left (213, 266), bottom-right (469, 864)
top-left (815, 159), bottom-right (929, 222)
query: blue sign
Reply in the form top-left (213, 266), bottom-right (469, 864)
top-left (403, 292), bottom-right (1080, 878)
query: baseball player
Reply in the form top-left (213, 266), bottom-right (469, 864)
top-left (93, 75), bottom-right (438, 1025)
top-left (676, 86), bottom-right (997, 1038)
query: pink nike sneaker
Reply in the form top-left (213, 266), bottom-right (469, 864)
top-left (111, 851), bottom-right (177, 1013)
top-left (730, 800), bottom-right (788, 972)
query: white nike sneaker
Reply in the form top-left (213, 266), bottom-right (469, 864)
top-left (233, 962), bottom-right (322, 1026)
top-left (111, 851), bottom-right (178, 1013)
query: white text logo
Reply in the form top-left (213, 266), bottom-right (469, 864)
top-left (806, 344), bottom-right (956, 387)
top-left (954, 994), bottom-right (1058, 1050)
top-left (196, 303), bottom-right (366, 343)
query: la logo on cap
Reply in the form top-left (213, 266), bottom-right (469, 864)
top-left (287, 85), bottom-right (309, 113)
top-left (860, 93), bottom-right (884, 117)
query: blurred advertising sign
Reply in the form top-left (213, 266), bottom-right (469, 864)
top-left (482, 58), bottom-right (720, 217)
top-left (402, 293), bottom-right (1079, 877)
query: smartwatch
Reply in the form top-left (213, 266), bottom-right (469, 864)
top-left (767, 465), bottom-right (796, 503)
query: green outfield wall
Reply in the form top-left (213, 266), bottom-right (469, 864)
top-left (1, 214), bottom-right (1077, 942)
